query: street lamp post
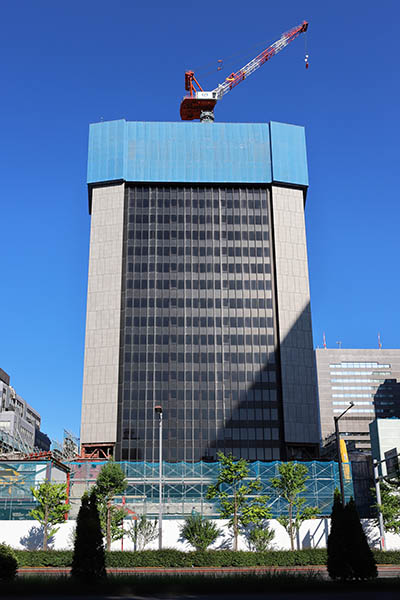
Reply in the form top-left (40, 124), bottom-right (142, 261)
top-left (334, 402), bottom-right (354, 507)
top-left (372, 452), bottom-right (400, 551)
top-left (154, 405), bottom-right (163, 550)
top-left (373, 459), bottom-right (386, 551)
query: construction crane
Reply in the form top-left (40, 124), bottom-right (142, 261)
top-left (180, 21), bottom-right (308, 122)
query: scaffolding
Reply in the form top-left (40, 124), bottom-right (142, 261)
top-left (67, 460), bottom-right (353, 520)
top-left (0, 459), bottom-right (69, 520)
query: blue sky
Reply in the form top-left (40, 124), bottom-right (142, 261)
top-left (1, 0), bottom-right (399, 441)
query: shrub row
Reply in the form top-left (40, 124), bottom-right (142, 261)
top-left (14, 549), bottom-right (400, 568)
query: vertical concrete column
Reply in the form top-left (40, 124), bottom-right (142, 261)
top-left (81, 184), bottom-right (125, 446)
top-left (271, 185), bottom-right (319, 446)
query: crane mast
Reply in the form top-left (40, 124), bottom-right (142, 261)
top-left (180, 21), bottom-right (308, 122)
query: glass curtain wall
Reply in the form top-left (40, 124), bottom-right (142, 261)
top-left (116, 185), bottom-right (283, 462)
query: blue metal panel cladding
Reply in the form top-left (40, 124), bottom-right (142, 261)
top-left (87, 119), bottom-right (308, 187)
top-left (269, 121), bottom-right (308, 187)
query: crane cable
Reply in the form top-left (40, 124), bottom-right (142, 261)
top-left (304, 29), bottom-right (309, 69)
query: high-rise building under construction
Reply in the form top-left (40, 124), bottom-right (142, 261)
top-left (80, 119), bottom-right (319, 462)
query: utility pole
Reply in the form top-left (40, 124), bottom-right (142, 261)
top-left (334, 402), bottom-right (354, 507)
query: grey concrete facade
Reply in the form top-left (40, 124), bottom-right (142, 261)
top-left (80, 183), bottom-right (125, 448)
top-left (316, 348), bottom-right (400, 453)
top-left (271, 186), bottom-right (320, 453)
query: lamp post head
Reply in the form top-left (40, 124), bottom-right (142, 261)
top-left (154, 405), bottom-right (163, 415)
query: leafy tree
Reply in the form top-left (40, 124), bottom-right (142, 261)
top-left (127, 515), bottom-right (158, 551)
top-left (270, 462), bottom-right (319, 550)
top-left (29, 482), bottom-right (70, 550)
top-left (71, 490), bottom-right (106, 581)
top-left (93, 460), bottom-right (127, 551)
top-left (376, 477), bottom-right (400, 534)
top-left (206, 453), bottom-right (270, 551)
top-left (247, 523), bottom-right (275, 552)
top-left (180, 513), bottom-right (221, 551)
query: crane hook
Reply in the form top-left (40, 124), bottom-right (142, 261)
top-left (305, 54), bottom-right (309, 69)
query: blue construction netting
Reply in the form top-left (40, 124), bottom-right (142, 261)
top-left (67, 460), bottom-right (353, 519)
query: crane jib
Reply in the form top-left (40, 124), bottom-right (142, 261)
top-left (180, 20), bottom-right (309, 121)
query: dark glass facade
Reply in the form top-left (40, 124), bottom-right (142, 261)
top-left (115, 185), bottom-right (283, 462)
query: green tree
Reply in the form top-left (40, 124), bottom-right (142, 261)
top-left (93, 461), bottom-right (127, 551)
top-left (29, 482), bottom-right (70, 550)
top-left (247, 524), bottom-right (275, 552)
top-left (376, 477), bottom-right (400, 534)
top-left (206, 452), bottom-right (270, 551)
top-left (270, 462), bottom-right (319, 550)
top-left (180, 513), bottom-right (221, 551)
top-left (71, 490), bottom-right (106, 581)
top-left (127, 515), bottom-right (158, 551)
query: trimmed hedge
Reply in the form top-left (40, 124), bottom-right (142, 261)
top-left (13, 549), bottom-right (400, 568)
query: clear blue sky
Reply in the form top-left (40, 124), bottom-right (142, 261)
top-left (1, 1), bottom-right (399, 441)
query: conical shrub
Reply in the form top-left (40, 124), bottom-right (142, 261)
top-left (344, 497), bottom-right (377, 580)
top-left (327, 489), bottom-right (352, 580)
top-left (71, 490), bottom-right (106, 581)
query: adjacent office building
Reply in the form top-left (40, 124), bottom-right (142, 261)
top-left (81, 119), bottom-right (320, 462)
top-left (316, 348), bottom-right (400, 453)
top-left (0, 368), bottom-right (49, 453)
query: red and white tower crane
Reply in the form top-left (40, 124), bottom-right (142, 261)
top-left (180, 21), bottom-right (308, 122)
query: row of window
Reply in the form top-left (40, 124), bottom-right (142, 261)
top-left (128, 230), bottom-right (269, 242)
top-left (129, 262), bottom-right (271, 274)
top-left (128, 246), bottom-right (270, 257)
top-left (123, 427), bottom-right (280, 441)
top-left (120, 447), bottom-right (280, 461)
top-left (124, 333), bottom-right (274, 347)
top-left (332, 386), bottom-right (375, 391)
top-left (329, 371), bottom-right (392, 376)
top-left (130, 198), bottom-right (268, 211)
top-left (129, 214), bottom-right (269, 225)
top-left (332, 393), bottom-right (371, 398)
top-left (333, 408), bottom-right (374, 413)
top-left (128, 244), bottom-right (270, 258)
top-left (125, 352), bottom-right (274, 365)
top-left (126, 297), bottom-right (273, 309)
top-left (127, 279), bottom-right (272, 291)
top-left (331, 378), bottom-right (389, 383)
top-left (122, 389), bottom-right (277, 403)
top-left (125, 371), bottom-right (276, 383)
top-left (125, 316), bottom-right (274, 328)
top-left (330, 362), bottom-right (391, 369)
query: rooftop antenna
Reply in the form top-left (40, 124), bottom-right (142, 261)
top-left (378, 333), bottom-right (382, 349)
top-left (336, 341), bottom-right (342, 349)
top-left (323, 332), bottom-right (327, 349)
